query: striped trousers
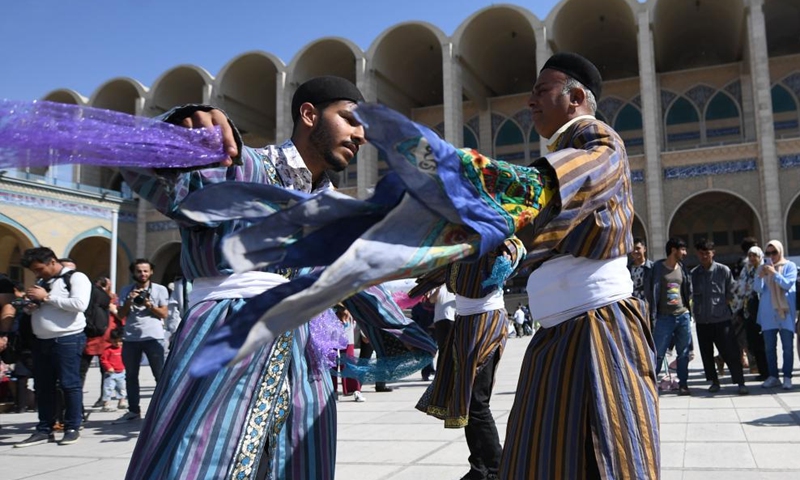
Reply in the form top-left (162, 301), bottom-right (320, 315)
top-left (500, 297), bottom-right (659, 479)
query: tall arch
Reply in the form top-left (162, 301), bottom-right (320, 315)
top-left (368, 22), bottom-right (446, 116)
top-left (782, 190), bottom-right (800, 256)
top-left (147, 65), bottom-right (213, 117)
top-left (65, 227), bottom-right (132, 290)
top-left (547, 0), bottom-right (639, 80)
top-left (668, 191), bottom-right (762, 267)
top-left (216, 51), bottom-right (283, 147)
top-left (0, 214), bottom-right (39, 284)
top-left (150, 242), bottom-right (183, 286)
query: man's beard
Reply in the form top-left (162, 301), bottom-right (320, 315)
top-left (309, 115), bottom-right (348, 172)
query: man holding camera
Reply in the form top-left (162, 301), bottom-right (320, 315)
top-left (115, 258), bottom-right (169, 423)
top-left (15, 247), bottom-right (91, 447)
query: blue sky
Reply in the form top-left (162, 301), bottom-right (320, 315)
top-left (0, 0), bottom-right (560, 101)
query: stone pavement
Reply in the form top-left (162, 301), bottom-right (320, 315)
top-left (2, 333), bottom-right (800, 479)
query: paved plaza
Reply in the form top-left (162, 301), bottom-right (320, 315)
top-left (2, 331), bottom-right (800, 479)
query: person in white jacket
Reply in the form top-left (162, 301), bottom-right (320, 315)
top-left (16, 247), bottom-right (91, 447)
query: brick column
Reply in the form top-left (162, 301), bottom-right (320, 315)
top-left (747, 0), bottom-right (782, 241)
top-left (442, 42), bottom-right (464, 147)
top-left (357, 58), bottom-right (378, 199)
top-left (637, 7), bottom-right (666, 251)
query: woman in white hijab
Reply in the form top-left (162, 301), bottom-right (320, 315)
top-left (754, 240), bottom-right (796, 390)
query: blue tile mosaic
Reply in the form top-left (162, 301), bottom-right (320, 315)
top-left (0, 189), bottom-right (135, 222)
top-left (707, 126), bottom-right (741, 138)
top-left (631, 170), bottom-right (644, 183)
top-left (146, 220), bottom-right (178, 232)
top-left (466, 116), bottom-right (480, 137)
top-left (779, 153), bottom-right (800, 169)
top-left (775, 120), bottom-right (799, 131)
top-left (663, 159), bottom-right (757, 179)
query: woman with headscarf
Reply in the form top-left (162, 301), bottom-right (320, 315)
top-left (732, 246), bottom-right (769, 379)
top-left (754, 240), bottom-right (797, 390)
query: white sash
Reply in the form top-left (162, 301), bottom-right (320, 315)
top-left (527, 256), bottom-right (632, 328)
top-left (188, 271), bottom-right (288, 310)
top-left (455, 289), bottom-right (506, 316)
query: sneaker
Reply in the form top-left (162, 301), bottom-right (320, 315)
top-left (113, 411), bottom-right (141, 424)
top-left (737, 384), bottom-right (750, 395)
top-left (783, 377), bottom-right (793, 390)
top-left (14, 432), bottom-right (55, 448)
top-left (353, 391), bottom-right (366, 402)
top-left (375, 385), bottom-right (394, 392)
top-left (92, 399), bottom-right (105, 408)
top-left (58, 429), bottom-right (80, 445)
top-left (101, 402), bottom-right (116, 412)
top-left (117, 399), bottom-right (128, 410)
top-left (677, 386), bottom-right (691, 396)
top-left (708, 382), bottom-right (721, 393)
top-left (762, 376), bottom-right (781, 388)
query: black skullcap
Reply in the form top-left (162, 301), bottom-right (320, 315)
top-left (541, 52), bottom-right (603, 100)
top-left (291, 76), bottom-right (364, 122)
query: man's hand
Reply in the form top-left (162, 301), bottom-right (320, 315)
top-left (26, 285), bottom-right (48, 302)
top-left (180, 110), bottom-right (238, 166)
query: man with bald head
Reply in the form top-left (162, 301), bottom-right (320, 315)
top-left (497, 53), bottom-right (659, 479)
top-left (119, 76), bottom-right (366, 480)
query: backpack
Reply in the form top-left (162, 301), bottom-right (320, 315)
top-left (60, 270), bottom-right (110, 338)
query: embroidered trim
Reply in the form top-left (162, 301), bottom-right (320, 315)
top-left (229, 331), bottom-right (294, 480)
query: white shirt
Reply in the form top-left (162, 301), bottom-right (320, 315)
top-left (432, 287), bottom-right (456, 323)
top-left (32, 268), bottom-right (91, 340)
top-left (514, 308), bottom-right (526, 325)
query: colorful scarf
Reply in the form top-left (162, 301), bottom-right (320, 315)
top-left (180, 103), bottom-right (554, 374)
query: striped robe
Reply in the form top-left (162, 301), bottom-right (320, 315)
top-left (499, 118), bottom-right (659, 480)
top-left (120, 116), bottom-right (338, 480)
top-left (416, 238), bottom-right (522, 427)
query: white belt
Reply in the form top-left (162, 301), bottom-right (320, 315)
top-left (188, 271), bottom-right (288, 310)
top-left (455, 289), bottom-right (506, 316)
top-left (527, 256), bottom-right (632, 328)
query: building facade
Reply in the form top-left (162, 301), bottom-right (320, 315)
top-left (2, 0), bottom-right (800, 289)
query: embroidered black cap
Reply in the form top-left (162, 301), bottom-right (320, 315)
top-left (541, 52), bottom-right (603, 100)
top-left (291, 76), bottom-right (365, 122)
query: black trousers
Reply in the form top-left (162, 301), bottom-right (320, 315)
top-left (696, 320), bottom-right (745, 385)
top-left (465, 350), bottom-right (502, 477)
top-left (358, 341), bottom-right (388, 391)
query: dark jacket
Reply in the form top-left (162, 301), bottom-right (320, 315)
top-left (691, 261), bottom-right (734, 324)
top-left (650, 259), bottom-right (693, 323)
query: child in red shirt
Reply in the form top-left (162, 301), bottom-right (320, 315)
top-left (99, 329), bottom-right (127, 411)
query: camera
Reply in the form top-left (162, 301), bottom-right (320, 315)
top-left (11, 297), bottom-right (37, 309)
top-left (133, 290), bottom-right (150, 306)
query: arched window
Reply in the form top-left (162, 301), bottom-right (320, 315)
top-left (705, 92), bottom-right (741, 141)
top-left (772, 83), bottom-right (799, 133)
top-left (772, 84), bottom-right (797, 113)
top-left (614, 104), bottom-right (643, 132)
top-left (705, 92), bottom-right (739, 120)
top-left (463, 126), bottom-right (479, 150)
top-left (494, 119), bottom-right (525, 163)
top-left (665, 97), bottom-right (701, 148)
top-left (495, 119), bottom-right (524, 146)
top-left (666, 97), bottom-right (699, 125)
